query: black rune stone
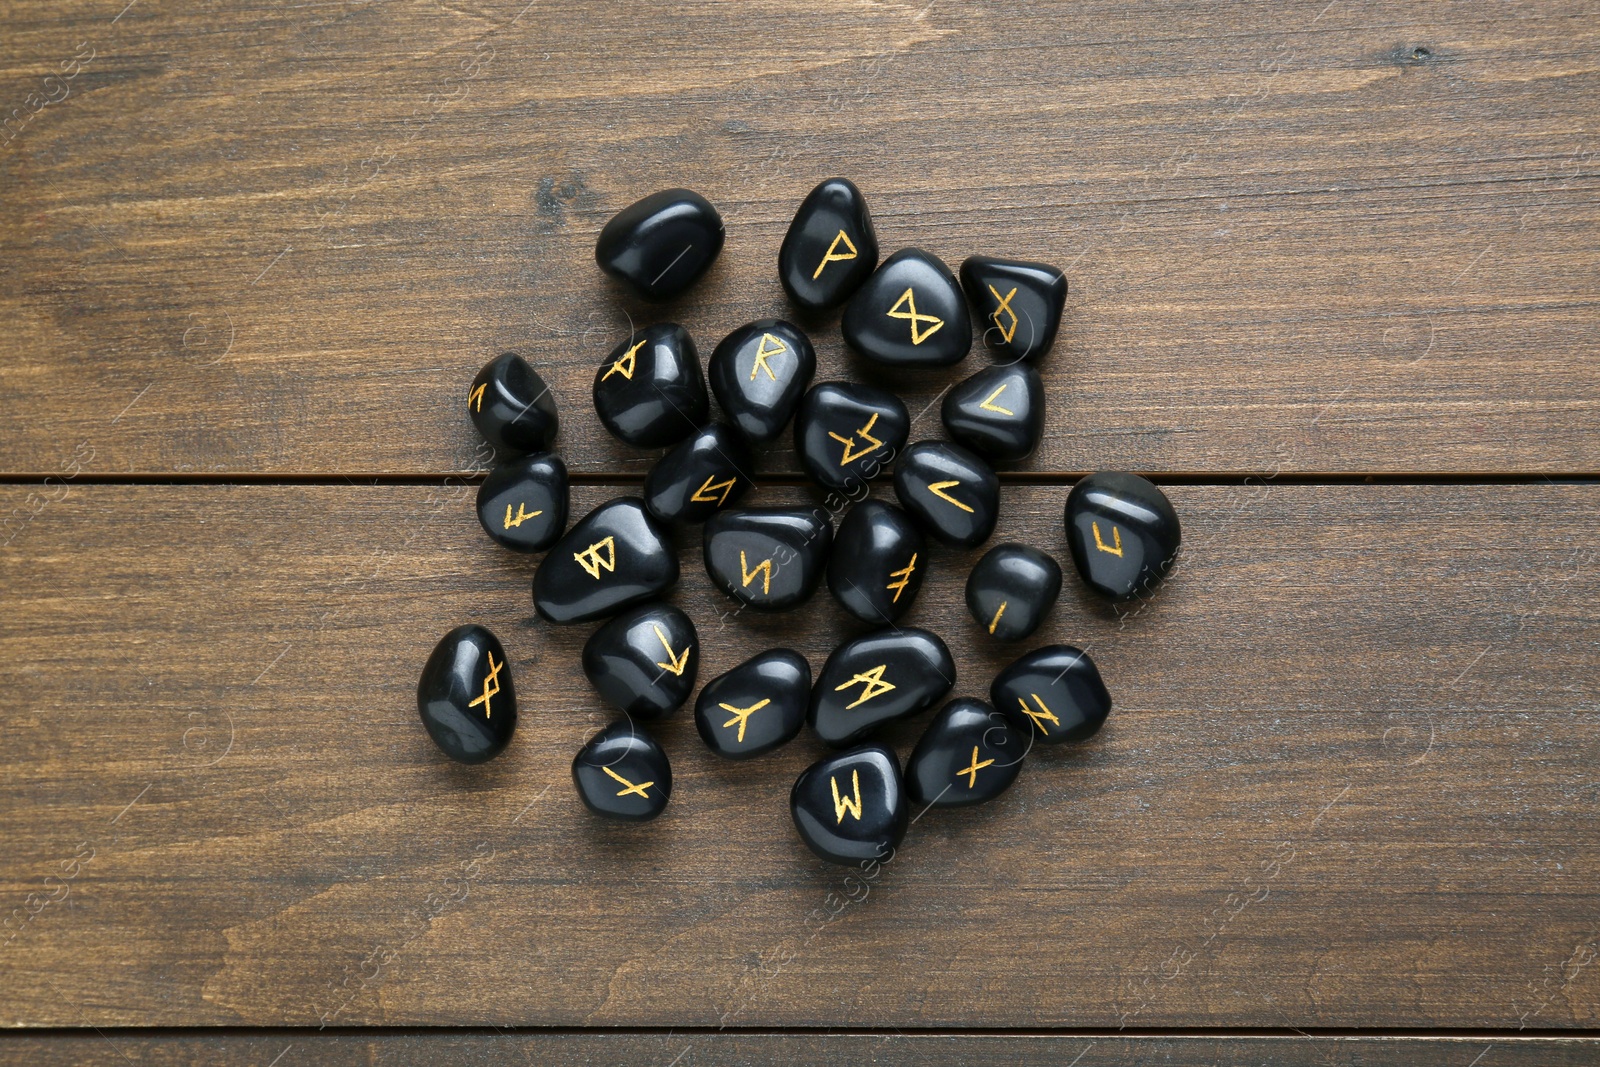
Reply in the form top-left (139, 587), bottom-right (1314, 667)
top-left (778, 178), bottom-right (879, 311)
top-left (581, 602), bottom-right (699, 720)
top-left (694, 648), bottom-right (811, 760)
top-left (417, 624), bottom-right (517, 764)
top-left (1064, 471), bottom-right (1181, 600)
top-left (468, 352), bottom-right (559, 457)
top-left (595, 188), bottom-right (724, 301)
top-left (643, 422), bottom-right (754, 525)
top-left (533, 497), bottom-right (677, 624)
top-left (708, 319), bottom-right (816, 443)
top-left (991, 644), bottom-right (1112, 745)
top-left (572, 720), bottom-right (672, 822)
top-left (906, 698), bottom-right (1026, 808)
top-left (941, 360), bottom-right (1045, 463)
top-left (842, 248), bottom-right (971, 368)
top-left (959, 254), bottom-right (1067, 364)
top-left (965, 542), bottom-right (1062, 641)
top-left (790, 743), bottom-right (908, 866)
top-left (793, 381), bottom-right (909, 496)
top-left (592, 324), bottom-right (707, 449)
top-left (703, 505), bottom-right (833, 612)
top-left (475, 452), bottom-right (568, 552)
top-left (826, 499), bottom-right (926, 625)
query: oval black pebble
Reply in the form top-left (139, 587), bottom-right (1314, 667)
top-left (581, 602), bottom-right (698, 720)
top-left (793, 381), bottom-right (909, 495)
top-left (468, 352), bottom-right (559, 456)
top-left (842, 248), bottom-right (971, 368)
top-left (941, 361), bottom-right (1045, 463)
top-left (893, 440), bottom-right (1000, 548)
top-left (533, 497), bottom-right (678, 624)
top-left (906, 698), bottom-right (1025, 808)
top-left (959, 254), bottom-right (1068, 364)
top-left (703, 505), bottom-right (833, 612)
top-left (1064, 471), bottom-right (1181, 600)
top-left (643, 422), bottom-right (754, 525)
top-left (416, 624), bottom-right (517, 764)
top-left (572, 720), bottom-right (672, 822)
top-left (475, 453), bottom-right (568, 552)
top-left (991, 644), bottom-right (1111, 745)
top-left (790, 743), bottom-right (908, 866)
top-left (809, 627), bottom-right (955, 747)
top-left (827, 499), bottom-right (926, 625)
top-left (592, 324), bottom-right (708, 449)
top-left (778, 177), bottom-right (879, 311)
top-left (594, 188), bottom-right (724, 302)
top-left (708, 319), bottom-right (816, 443)
top-left (694, 648), bottom-right (810, 760)
top-left (965, 542), bottom-right (1061, 641)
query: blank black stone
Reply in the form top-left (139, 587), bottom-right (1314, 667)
top-left (581, 602), bottom-right (698, 720)
top-left (959, 254), bottom-right (1067, 363)
top-left (790, 743), bottom-right (907, 866)
top-left (778, 178), bottom-right (879, 311)
top-left (941, 361), bottom-right (1045, 463)
top-left (991, 644), bottom-right (1111, 745)
top-left (468, 352), bottom-right (559, 456)
top-left (592, 324), bottom-right (707, 448)
top-left (892, 440), bottom-right (1000, 548)
top-left (708, 319), bottom-right (816, 443)
top-left (643, 423), bottom-right (754, 525)
top-left (416, 624), bottom-right (516, 764)
top-left (475, 453), bottom-right (568, 552)
top-left (965, 542), bottom-right (1061, 641)
top-left (793, 381), bottom-right (909, 495)
top-left (572, 720), bottom-right (672, 822)
top-left (827, 499), bottom-right (926, 624)
top-left (1064, 471), bottom-right (1181, 600)
top-left (809, 627), bottom-right (955, 747)
top-left (594, 188), bottom-right (724, 302)
top-left (703, 505), bottom-right (833, 612)
top-left (906, 698), bottom-right (1025, 808)
top-left (694, 648), bottom-right (810, 760)
top-left (842, 248), bottom-right (972, 367)
top-left (533, 497), bottom-right (677, 624)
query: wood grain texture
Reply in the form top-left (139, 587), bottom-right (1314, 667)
top-left (2, 0), bottom-right (1597, 476)
top-left (1, 483), bottom-right (1596, 1029)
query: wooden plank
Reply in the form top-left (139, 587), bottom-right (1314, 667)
top-left (1, 483), bottom-right (1596, 1028)
top-left (1, 1), bottom-right (1596, 476)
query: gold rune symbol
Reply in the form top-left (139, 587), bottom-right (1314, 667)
top-left (749, 333), bottom-right (788, 382)
top-left (602, 338), bottom-right (646, 382)
top-left (834, 663), bottom-right (895, 709)
top-left (812, 229), bottom-right (859, 280)
top-left (886, 287), bottom-right (944, 345)
top-left (651, 625), bottom-right (691, 676)
top-left (927, 480), bottom-right (975, 514)
top-left (988, 600), bottom-right (1008, 634)
top-left (831, 769), bottom-right (863, 823)
top-left (503, 502), bottom-right (543, 529)
top-left (988, 284), bottom-right (1020, 344)
top-left (740, 550), bottom-right (774, 596)
top-left (573, 535), bottom-right (617, 579)
top-left (978, 383), bottom-right (1014, 415)
top-left (468, 382), bottom-right (488, 412)
top-left (1092, 521), bottom-right (1124, 557)
top-left (602, 764), bottom-right (653, 799)
top-left (467, 651), bottom-right (503, 720)
top-left (828, 412), bottom-right (885, 466)
top-left (691, 474), bottom-right (738, 507)
top-left (885, 553), bottom-right (918, 603)
top-left (1018, 693), bottom-right (1061, 734)
top-left (719, 698), bottom-right (771, 743)
top-left (957, 745), bottom-right (995, 789)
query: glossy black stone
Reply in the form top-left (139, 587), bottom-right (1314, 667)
top-left (694, 648), bottom-right (810, 760)
top-left (643, 423), bottom-right (754, 525)
top-left (1064, 472), bottom-right (1182, 600)
top-left (892, 440), bottom-right (1000, 548)
top-left (793, 381), bottom-right (909, 495)
top-left (941, 361), bottom-right (1045, 463)
top-left (572, 720), bottom-right (672, 822)
top-left (991, 644), bottom-right (1112, 745)
top-left (808, 627), bottom-right (955, 747)
top-left (906, 698), bottom-right (1025, 808)
top-left (416, 624), bottom-right (516, 764)
top-left (778, 178), bottom-right (879, 311)
top-left (826, 499), bottom-right (926, 624)
top-left (959, 254), bottom-right (1067, 363)
top-left (475, 453), bottom-right (568, 552)
top-left (965, 542), bottom-right (1061, 641)
top-left (468, 352), bottom-right (559, 456)
top-left (594, 188), bottom-right (724, 301)
top-left (790, 743), bottom-right (907, 866)
top-left (592, 324), bottom-right (708, 448)
top-left (581, 602), bottom-right (698, 720)
top-left (708, 319), bottom-right (816, 443)
top-left (703, 505), bottom-right (833, 612)
top-left (841, 248), bottom-right (972, 367)
top-left (533, 497), bottom-right (678, 624)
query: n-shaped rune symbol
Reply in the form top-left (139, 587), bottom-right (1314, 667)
top-left (1092, 521), bottom-right (1123, 557)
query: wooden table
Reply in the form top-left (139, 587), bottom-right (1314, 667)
top-left (3, 0), bottom-right (1596, 1062)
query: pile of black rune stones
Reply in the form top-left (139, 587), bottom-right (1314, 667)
top-left (416, 180), bottom-right (1182, 866)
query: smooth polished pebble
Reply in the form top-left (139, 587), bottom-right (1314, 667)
top-left (778, 177), bottom-right (879, 311)
top-left (694, 648), bottom-right (810, 760)
top-left (906, 698), bottom-right (1025, 808)
top-left (708, 319), bottom-right (816, 442)
top-left (581, 602), bottom-right (698, 720)
top-left (572, 719), bottom-right (672, 822)
top-left (592, 323), bottom-right (708, 448)
top-left (941, 360), bottom-right (1045, 463)
top-left (809, 627), bottom-right (955, 747)
top-left (841, 248), bottom-right (972, 367)
top-left (965, 542), bottom-right (1062, 641)
top-left (1064, 471), bottom-right (1182, 599)
top-left (826, 499), bottom-right (926, 624)
top-left (892, 440), bottom-right (1000, 548)
top-left (703, 505), bottom-right (833, 612)
top-left (643, 422), bottom-right (754, 525)
top-left (475, 453), bottom-right (568, 552)
top-left (793, 381), bottom-right (909, 495)
top-left (594, 188), bottom-right (724, 301)
top-left (467, 352), bottom-right (559, 456)
top-left (416, 624), bottom-right (516, 764)
top-left (959, 254), bottom-right (1067, 363)
top-left (533, 497), bottom-right (678, 624)
top-left (991, 644), bottom-right (1112, 745)
top-left (790, 743), bottom-right (908, 866)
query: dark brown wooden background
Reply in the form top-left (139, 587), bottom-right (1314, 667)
top-left (2, 0), bottom-right (1596, 1063)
